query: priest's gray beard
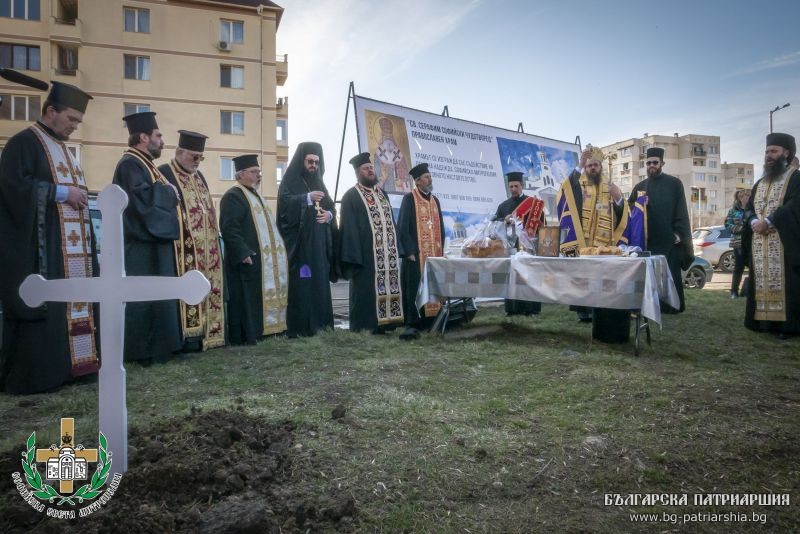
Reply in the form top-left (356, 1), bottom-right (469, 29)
top-left (763, 156), bottom-right (788, 179)
top-left (420, 184), bottom-right (434, 194)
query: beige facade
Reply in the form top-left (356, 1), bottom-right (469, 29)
top-left (601, 133), bottom-right (727, 228)
top-left (0, 0), bottom-right (287, 207)
top-left (721, 161), bottom-right (755, 206)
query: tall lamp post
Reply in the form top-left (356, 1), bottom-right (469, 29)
top-left (769, 103), bottom-right (790, 133)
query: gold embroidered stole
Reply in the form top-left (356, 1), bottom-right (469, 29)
top-left (412, 187), bottom-right (443, 316)
top-left (30, 123), bottom-right (99, 376)
top-left (170, 161), bottom-right (225, 349)
top-left (578, 174), bottom-right (628, 247)
top-left (751, 168), bottom-right (794, 321)
top-left (355, 184), bottom-right (404, 325)
top-left (234, 183), bottom-right (288, 335)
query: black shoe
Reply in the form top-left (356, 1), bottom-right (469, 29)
top-left (399, 327), bottom-right (420, 341)
top-left (730, 291), bottom-right (738, 299)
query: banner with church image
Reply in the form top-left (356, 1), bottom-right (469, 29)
top-left (353, 95), bottom-right (580, 243)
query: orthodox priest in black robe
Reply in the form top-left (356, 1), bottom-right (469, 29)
top-left (628, 147), bottom-right (693, 313)
top-left (494, 172), bottom-right (541, 315)
top-left (159, 130), bottom-right (225, 351)
top-left (277, 142), bottom-right (337, 337)
top-left (397, 163), bottom-right (445, 339)
top-left (0, 82), bottom-right (100, 394)
top-left (339, 152), bottom-right (404, 333)
top-left (220, 155), bottom-right (289, 345)
top-left (743, 133), bottom-right (800, 338)
top-left (113, 111), bottom-right (182, 362)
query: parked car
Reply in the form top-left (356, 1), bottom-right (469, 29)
top-left (683, 256), bottom-right (714, 289)
top-left (692, 225), bottom-right (734, 272)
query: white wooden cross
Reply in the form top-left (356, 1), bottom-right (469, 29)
top-left (19, 184), bottom-right (210, 479)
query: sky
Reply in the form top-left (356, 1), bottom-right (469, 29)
top-left (276, 0), bottom-right (800, 199)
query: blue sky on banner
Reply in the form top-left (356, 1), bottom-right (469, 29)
top-left (277, 0), bottom-right (800, 197)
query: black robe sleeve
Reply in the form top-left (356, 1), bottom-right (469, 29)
top-left (435, 196), bottom-right (446, 246)
top-left (396, 193), bottom-right (417, 258)
top-left (338, 188), bottom-right (366, 280)
top-left (0, 130), bottom-right (56, 318)
top-left (113, 157), bottom-right (179, 242)
top-left (219, 188), bottom-right (256, 265)
top-left (672, 179), bottom-right (694, 269)
top-left (767, 170), bottom-right (800, 267)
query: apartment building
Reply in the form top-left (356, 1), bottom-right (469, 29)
top-left (0, 0), bottom-right (288, 206)
top-left (601, 133), bottom-right (726, 228)
top-left (721, 161), bottom-right (755, 206)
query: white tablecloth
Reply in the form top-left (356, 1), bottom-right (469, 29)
top-left (416, 254), bottom-right (679, 326)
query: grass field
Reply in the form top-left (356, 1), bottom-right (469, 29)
top-left (1, 289), bottom-right (798, 532)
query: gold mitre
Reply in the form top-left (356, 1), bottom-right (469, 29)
top-left (585, 145), bottom-right (606, 163)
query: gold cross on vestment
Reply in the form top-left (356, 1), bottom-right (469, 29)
top-left (35, 418), bottom-right (98, 493)
top-left (67, 230), bottom-right (81, 247)
top-left (56, 162), bottom-right (70, 178)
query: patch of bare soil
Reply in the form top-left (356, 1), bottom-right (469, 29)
top-left (0, 409), bottom-right (356, 533)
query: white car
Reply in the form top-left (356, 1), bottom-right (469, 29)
top-left (692, 225), bottom-right (734, 272)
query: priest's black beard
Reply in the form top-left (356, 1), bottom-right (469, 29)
top-left (764, 156), bottom-right (788, 179)
top-left (301, 167), bottom-right (321, 188)
top-left (586, 171), bottom-right (601, 185)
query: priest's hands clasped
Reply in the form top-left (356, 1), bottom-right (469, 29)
top-left (66, 186), bottom-right (88, 210)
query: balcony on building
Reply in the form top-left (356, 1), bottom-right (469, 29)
top-left (276, 96), bottom-right (288, 119)
top-left (692, 145), bottom-right (707, 157)
top-left (53, 43), bottom-right (79, 77)
top-left (276, 53), bottom-right (288, 86)
top-left (54, 0), bottom-right (78, 24)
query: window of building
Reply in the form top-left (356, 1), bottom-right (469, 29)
top-left (747, 169), bottom-right (752, 175)
top-left (0, 43), bottom-right (41, 70)
top-left (55, 0), bottom-right (77, 23)
top-left (0, 93), bottom-right (40, 120)
top-left (220, 65), bottom-right (243, 88)
top-left (220, 20), bottom-right (244, 44)
top-left (220, 157), bottom-right (236, 180)
top-left (708, 159), bottom-right (717, 168)
top-left (66, 144), bottom-right (80, 163)
top-left (694, 172), bottom-right (705, 182)
top-left (709, 190), bottom-right (717, 198)
top-left (640, 145), bottom-right (649, 155)
top-left (124, 55), bottom-right (150, 80)
top-left (639, 161), bottom-right (644, 168)
top-left (620, 147), bottom-right (631, 156)
top-left (0, 0), bottom-right (40, 20)
top-left (708, 174), bottom-right (717, 183)
top-left (123, 7), bottom-right (150, 33)
top-left (276, 119), bottom-right (287, 145)
top-left (622, 162), bottom-right (629, 171)
top-left (709, 145), bottom-right (719, 154)
top-left (57, 44), bottom-right (78, 75)
top-left (276, 162), bottom-right (286, 185)
top-left (710, 204), bottom-right (717, 211)
top-left (693, 159), bottom-right (705, 167)
top-left (737, 168), bottom-right (744, 175)
top-left (122, 102), bottom-right (150, 126)
top-left (221, 111), bottom-right (244, 135)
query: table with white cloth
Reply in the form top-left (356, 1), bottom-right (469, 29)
top-left (416, 254), bottom-right (680, 354)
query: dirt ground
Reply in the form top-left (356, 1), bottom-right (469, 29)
top-left (0, 408), bottom-right (356, 533)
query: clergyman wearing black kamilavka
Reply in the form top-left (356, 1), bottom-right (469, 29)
top-left (0, 82), bottom-right (100, 394)
top-left (276, 142), bottom-right (337, 338)
top-left (742, 133), bottom-right (800, 339)
top-left (396, 162), bottom-right (445, 340)
top-left (494, 172), bottom-right (541, 316)
top-left (628, 147), bottom-right (693, 313)
top-left (113, 111), bottom-right (182, 362)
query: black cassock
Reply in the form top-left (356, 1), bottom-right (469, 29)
top-left (743, 170), bottom-right (800, 335)
top-left (0, 124), bottom-right (99, 393)
top-left (220, 186), bottom-right (265, 345)
top-left (277, 159), bottom-right (337, 337)
top-left (113, 150), bottom-right (182, 361)
top-left (339, 186), bottom-right (401, 332)
top-left (494, 194), bottom-right (541, 315)
top-left (396, 190), bottom-right (445, 327)
top-left (629, 172), bottom-right (693, 313)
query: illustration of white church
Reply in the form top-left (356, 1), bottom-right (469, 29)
top-left (526, 151), bottom-right (556, 189)
top-left (46, 447), bottom-right (88, 481)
